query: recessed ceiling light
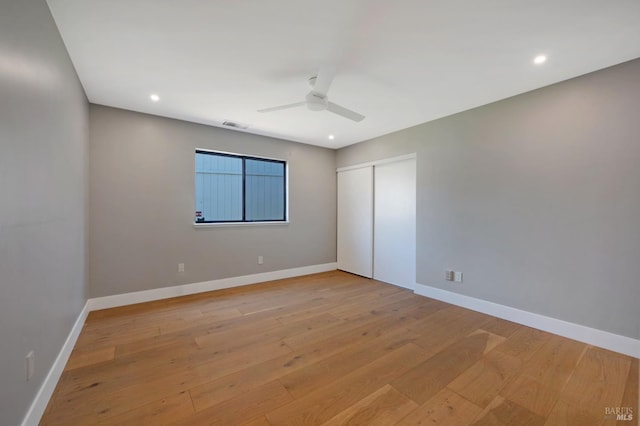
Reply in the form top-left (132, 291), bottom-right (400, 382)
top-left (328, 134), bottom-right (335, 140)
top-left (533, 55), bottom-right (547, 65)
top-left (150, 94), bottom-right (160, 102)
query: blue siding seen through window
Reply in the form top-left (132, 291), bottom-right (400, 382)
top-left (245, 159), bottom-right (285, 221)
top-left (195, 151), bottom-right (286, 222)
top-left (195, 154), bottom-right (242, 221)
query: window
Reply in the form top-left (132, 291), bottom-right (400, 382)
top-left (195, 150), bottom-right (286, 223)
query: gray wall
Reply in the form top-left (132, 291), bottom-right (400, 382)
top-left (338, 59), bottom-right (640, 340)
top-left (89, 105), bottom-right (336, 297)
top-left (0, 0), bottom-right (89, 424)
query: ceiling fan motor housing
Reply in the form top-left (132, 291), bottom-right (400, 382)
top-left (305, 91), bottom-right (328, 111)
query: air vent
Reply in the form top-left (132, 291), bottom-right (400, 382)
top-left (222, 120), bottom-right (248, 130)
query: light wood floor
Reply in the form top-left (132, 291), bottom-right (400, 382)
top-left (42, 271), bottom-right (638, 425)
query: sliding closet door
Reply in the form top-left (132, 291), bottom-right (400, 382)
top-left (373, 158), bottom-right (416, 289)
top-left (337, 166), bottom-right (373, 278)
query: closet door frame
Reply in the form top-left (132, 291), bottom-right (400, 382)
top-left (373, 157), bottom-right (416, 289)
top-left (337, 153), bottom-right (416, 285)
top-left (337, 165), bottom-right (374, 278)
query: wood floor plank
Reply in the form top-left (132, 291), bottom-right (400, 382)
top-left (159, 307), bottom-right (243, 335)
top-left (188, 349), bottom-right (314, 412)
top-left (480, 317), bottom-right (522, 338)
top-left (279, 327), bottom-right (421, 399)
top-left (326, 287), bottom-right (416, 320)
top-left (563, 346), bottom-right (632, 389)
top-left (520, 334), bottom-right (587, 391)
top-left (187, 305), bottom-right (422, 412)
top-left (266, 343), bottom-right (430, 425)
top-left (493, 326), bottom-right (553, 361)
top-left (188, 324), bottom-right (386, 412)
top-left (469, 329), bottom-right (507, 354)
top-left (472, 396), bottom-right (546, 426)
top-left (337, 295), bottom-right (440, 327)
top-left (183, 380), bottom-right (293, 426)
top-left (192, 314), bottom-right (284, 346)
top-left (618, 358), bottom-right (638, 424)
top-left (60, 316), bottom-right (295, 397)
top-left (552, 346), bottom-right (632, 424)
top-left (114, 329), bottom-right (200, 358)
top-left (92, 391), bottom-right (194, 426)
top-left (396, 387), bottom-right (484, 426)
top-left (73, 323), bottom-right (161, 351)
top-left (448, 348), bottom-right (523, 408)
top-left (82, 308), bottom-right (199, 336)
top-left (282, 309), bottom-right (391, 350)
top-left (48, 339), bottom-right (292, 423)
top-left (544, 399), bottom-right (603, 426)
top-left (195, 312), bottom-right (342, 350)
top-left (263, 283), bottom-right (379, 325)
top-left (241, 416), bottom-right (272, 426)
top-left (410, 307), bottom-right (493, 357)
top-left (54, 338), bottom-right (200, 397)
top-left (244, 279), bottom-right (392, 326)
top-left (40, 271), bottom-right (640, 425)
top-left (391, 331), bottom-right (496, 405)
top-left (233, 279), bottom-right (386, 316)
top-left (64, 346), bottom-right (115, 371)
top-left (501, 375), bottom-right (561, 417)
top-left (321, 384), bottom-right (418, 425)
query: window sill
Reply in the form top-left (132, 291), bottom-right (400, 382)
top-left (193, 221), bottom-right (290, 228)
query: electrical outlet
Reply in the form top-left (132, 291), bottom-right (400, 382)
top-left (26, 351), bottom-right (35, 381)
top-left (445, 270), bottom-right (454, 281)
top-left (178, 263), bottom-right (184, 273)
top-left (454, 271), bottom-right (463, 282)
top-left (258, 256), bottom-right (264, 265)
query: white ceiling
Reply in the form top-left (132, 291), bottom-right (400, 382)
top-left (47, 0), bottom-right (640, 149)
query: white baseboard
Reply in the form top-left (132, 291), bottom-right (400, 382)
top-left (88, 262), bottom-right (338, 311)
top-left (22, 302), bottom-right (90, 426)
top-left (414, 283), bottom-right (639, 358)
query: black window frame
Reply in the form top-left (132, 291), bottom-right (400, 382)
top-left (195, 150), bottom-right (287, 224)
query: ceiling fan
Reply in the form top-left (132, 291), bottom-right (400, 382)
top-left (258, 68), bottom-right (365, 122)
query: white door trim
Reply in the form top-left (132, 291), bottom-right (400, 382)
top-left (336, 153), bottom-right (417, 173)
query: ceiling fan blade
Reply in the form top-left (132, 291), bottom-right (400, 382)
top-left (313, 65), bottom-right (336, 97)
top-left (257, 101), bottom-right (306, 113)
top-left (327, 102), bottom-right (365, 122)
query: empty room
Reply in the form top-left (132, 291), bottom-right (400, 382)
top-left (2, 0), bottom-right (639, 425)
